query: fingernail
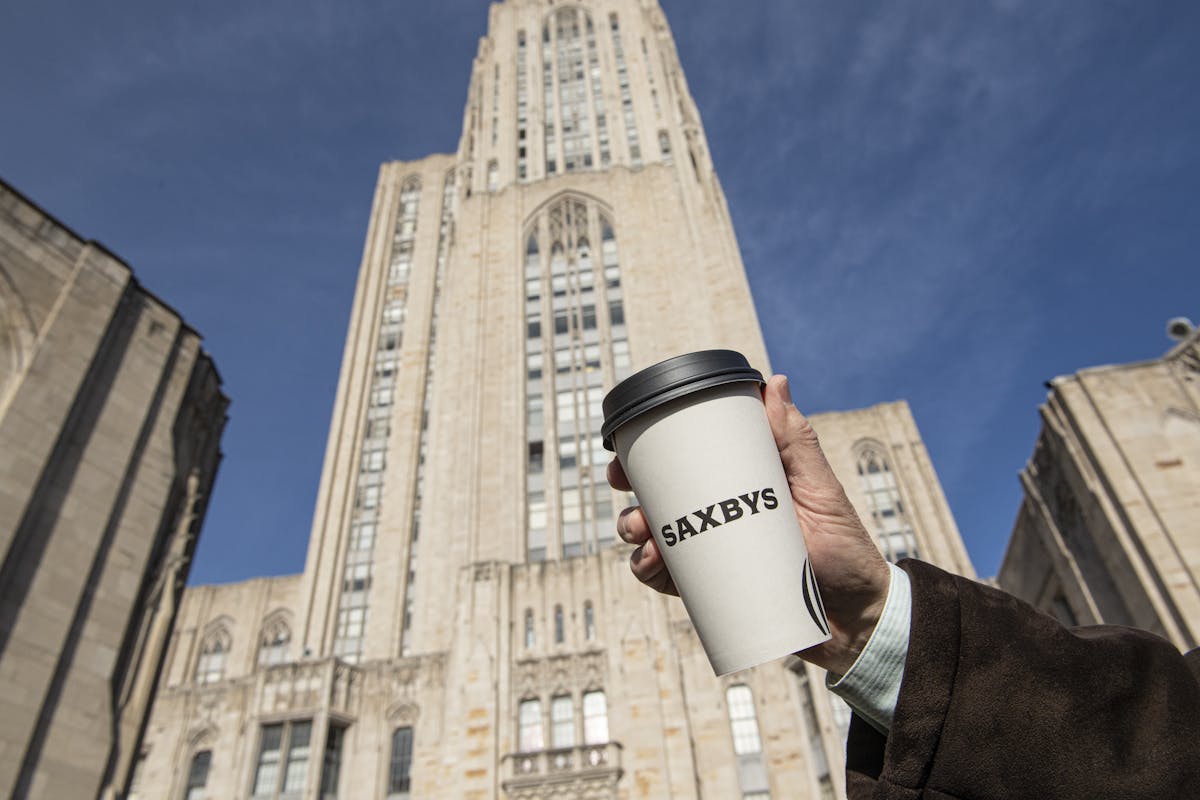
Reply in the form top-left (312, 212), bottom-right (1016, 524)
top-left (780, 375), bottom-right (793, 405)
top-left (631, 545), bottom-right (644, 565)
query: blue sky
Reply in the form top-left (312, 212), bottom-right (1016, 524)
top-left (2, 0), bottom-right (1197, 583)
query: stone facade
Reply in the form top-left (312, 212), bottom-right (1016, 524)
top-left (137, 1), bottom-right (974, 798)
top-left (0, 179), bottom-right (228, 800)
top-left (999, 330), bottom-right (1200, 650)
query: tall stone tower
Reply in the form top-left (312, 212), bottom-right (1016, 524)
top-left (135, 2), bottom-right (974, 798)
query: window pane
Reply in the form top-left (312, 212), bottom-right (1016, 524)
top-left (253, 725), bottom-right (283, 795)
top-left (320, 726), bottom-right (344, 798)
top-left (283, 721), bottom-right (311, 792)
top-left (726, 685), bottom-right (762, 755)
top-left (186, 750), bottom-right (211, 800)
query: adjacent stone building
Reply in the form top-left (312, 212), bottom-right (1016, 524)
top-left (0, 179), bottom-right (228, 799)
top-left (136, 2), bottom-right (974, 798)
top-left (999, 327), bottom-right (1200, 652)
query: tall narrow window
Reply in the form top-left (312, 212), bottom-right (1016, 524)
top-left (584, 601), bottom-right (595, 641)
top-left (582, 690), bottom-right (609, 744)
top-left (195, 629), bottom-right (229, 685)
top-left (610, 15), bottom-right (641, 165)
top-left (659, 130), bottom-right (672, 165)
top-left (524, 609), bottom-right (535, 649)
top-left (726, 685), bottom-right (763, 755)
top-left (793, 669), bottom-right (833, 797)
top-left (554, 605), bottom-right (565, 644)
top-left (399, 170), bottom-right (455, 658)
top-left (388, 727), bottom-right (414, 797)
top-left (524, 197), bottom-right (630, 561)
top-left (519, 699), bottom-right (544, 752)
top-left (281, 721), bottom-right (312, 794)
top-left (253, 721), bottom-right (314, 799)
top-left (542, 9), bottom-right (600, 174)
top-left (185, 751), bottom-right (210, 800)
top-left (551, 695), bottom-right (575, 748)
top-left (319, 726), bottom-right (344, 799)
top-left (516, 30), bottom-right (529, 180)
top-left (854, 442), bottom-right (919, 562)
top-left (487, 159), bottom-right (499, 192)
top-left (336, 175), bottom-right (422, 663)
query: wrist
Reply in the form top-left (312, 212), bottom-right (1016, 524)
top-left (796, 571), bottom-right (891, 675)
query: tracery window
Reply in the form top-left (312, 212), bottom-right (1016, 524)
top-left (854, 441), bottom-right (919, 562)
top-left (195, 628), bottom-right (230, 685)
top-left (258, 616), bottom-right (291, 666)
top-left (524, 195), bottom-right (631, 561)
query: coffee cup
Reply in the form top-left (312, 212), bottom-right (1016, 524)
top-left (602, 350), bottom-right (830, 675)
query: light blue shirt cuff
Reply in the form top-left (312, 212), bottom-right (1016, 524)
top-left (826, 562), bottom-right (911, 734)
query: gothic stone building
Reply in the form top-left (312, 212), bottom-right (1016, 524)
top-left (134, 2), bottom-right (974, 798)
top-left (999, 328), bottom-right (1200, 652)
top-left (0, 179), bottom-right (228, 800)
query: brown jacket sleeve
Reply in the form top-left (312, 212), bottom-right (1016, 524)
top-left (845, 559), bottom-right (1200, 800)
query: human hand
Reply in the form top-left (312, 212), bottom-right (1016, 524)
top-left (608, 374), bottom-right (891, 675)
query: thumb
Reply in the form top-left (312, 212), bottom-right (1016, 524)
top-left (763, 374), bottom-right (838, 491)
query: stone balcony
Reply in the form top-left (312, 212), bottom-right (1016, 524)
top-left (501, 742), bottom-right (623, 800)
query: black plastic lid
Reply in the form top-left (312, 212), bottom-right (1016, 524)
top-left (601, 350), bottom-right (765, 450)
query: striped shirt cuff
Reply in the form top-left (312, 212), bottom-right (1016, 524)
top-left (826, 562), bottom-right (912, 734)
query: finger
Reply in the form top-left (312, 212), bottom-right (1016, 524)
top-left (617, 506), bottom-right (651, 545)
top-left (607, 458), bottom-right (633, 491)
top-left (630, 538), bottom-right (679, 596)
top-left (763, 374), bottom-right (839, 490)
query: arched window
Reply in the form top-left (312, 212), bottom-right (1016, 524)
top-left (584, 601), bottom-right (595, 641)
top-left (184, 750), bottom-right (211, 800)
top-left (388, 727), bottom-right (414, 797)
top-left (258, 616), bottom-right (291, 667)
top-left (582, 690), bottom-right (608, 744)
top-left (524, 609), bottom-right (535, 649)
top-left (523, 196), bottom-right (630, 562)
top-left (554, 605), bottom-right (565, 644)
top-left (854, 441), bottom-right (919, 562)
top-left (518, 699), bottom-right (544, 752)
top-left (725, 685), bottom-right (762, 755)
top-left (195, 628), bottom-right (230, 685)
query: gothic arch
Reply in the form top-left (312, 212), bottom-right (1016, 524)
top-left (522, 191), bottom-right (614, 238)
top-left (0, 265), bottom-right (36, 401)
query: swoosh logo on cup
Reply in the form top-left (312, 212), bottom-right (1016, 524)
top-left (801, 558), bottom-right (829, 636)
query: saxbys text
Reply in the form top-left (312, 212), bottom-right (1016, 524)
top-left (659, 488), bottom-right (779, 547)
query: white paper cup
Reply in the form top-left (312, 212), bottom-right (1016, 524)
top-left (602, 350), bottom-right (830, 675)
